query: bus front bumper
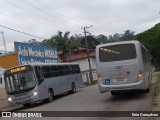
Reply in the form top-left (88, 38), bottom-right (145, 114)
top-left (8, 93), bottom-right (40, 106)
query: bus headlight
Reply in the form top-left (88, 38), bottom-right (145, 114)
top-left (138, 71), bottom-right (143, 80)
top-left (33, 91), bottom-right (38, 96)
top-left (98, 74), bottom-right (103, 81)
top-left (8, 97), bottom-right (12, 102)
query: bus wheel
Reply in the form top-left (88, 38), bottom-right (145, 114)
top-left (111, 91), bottom-right (118, 95)
top-left (48, 90), bottom-right (54, 102)
top-left (144, 88), bottom-right (150, 93)
top-left (70, 83), bottom-right (76, 94)
top-left (23, 103), bottom-right (31, 107)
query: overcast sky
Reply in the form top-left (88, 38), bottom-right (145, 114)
top-left (0, 0), bottom-right (160, 51)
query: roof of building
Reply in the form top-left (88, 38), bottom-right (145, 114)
top-left (69, 52), bottom-right (95, 61)
top-left (58, 46), bottom-right (96, 61)
top-left (0, 52), bottom-right (16, 57)
top-left (58, 47), bottom-right (87, 55)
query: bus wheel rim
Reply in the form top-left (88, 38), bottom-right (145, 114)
top-left (48, 92), bottom-right (53, 101)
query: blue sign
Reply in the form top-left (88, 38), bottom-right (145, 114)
top-left (14, 42), bottom-right (58, 65)
top-left (105, 79), bottom-right (110, 85)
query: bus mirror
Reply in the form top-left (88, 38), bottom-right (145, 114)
top-left (38, 78), bottom-right (44, 84)
top-left (38, 78), bottom-right (43, 82)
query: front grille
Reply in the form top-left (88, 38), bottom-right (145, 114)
top-left (13, 91), bottom-right (32, 101)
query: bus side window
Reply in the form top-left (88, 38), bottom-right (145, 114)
top-left (35, 67), bottom-right (44, 83)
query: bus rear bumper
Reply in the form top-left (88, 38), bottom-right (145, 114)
top-left (98, 80), bottom-right (146, 93)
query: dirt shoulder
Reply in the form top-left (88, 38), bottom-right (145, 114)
top-left (150, 72), bottom-right (160, 120)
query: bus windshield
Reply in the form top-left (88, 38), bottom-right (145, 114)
top-left (99, 44), bottom-right (136, 62)
top-left (4, 70), bottom-right (36, 94)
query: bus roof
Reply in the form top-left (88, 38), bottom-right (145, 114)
top-left (29, 62), bottom-right (79, 66)
top-left (5, 62), bottom-right (79, 70)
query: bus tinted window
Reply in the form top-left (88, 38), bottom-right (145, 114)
top-left (99, 44), bottom-right (136, 62)
top-left (42, 66), bottom-right (52, 78)
top-left (50, 66), bottom-right (57, 71)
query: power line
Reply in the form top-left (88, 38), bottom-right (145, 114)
top-left (5, 0), bottom-right (70, 26)
top-left (0, 24), bottom-right (46, 39)
top-left (0, 11), bottom-right (55, 32)
top-left (36, 0), bottom-right (83, 26)
top-left (5, 0), bottom-right (46, 20)
top-left (21, 0), bottom-right (81, 26)
top-left (3, 0), bottom-right (84, 35)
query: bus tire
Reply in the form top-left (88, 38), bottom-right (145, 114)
top-left (23, 103), bottom-right (31, 107)
top-left (47, 90), bottom-right (54, 102)
top-left (69, 83), bottom-right (76, 94)
top-left (144, 88), bottom-right (150, 93)
top-left (111, 91), bottom-right (118, 95)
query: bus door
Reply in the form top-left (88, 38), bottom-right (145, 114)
top-left (34, 66), bottom-right (47, 100)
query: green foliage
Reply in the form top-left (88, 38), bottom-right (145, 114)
top-left (121, 30), bottom-right (135, 41)
top-left (135, 23), bottom-right (160, 63)
top-left (152, 74), bottom-right (160, 107)
top-left (42, 31), bottom-right (80, 62)
top-left (96, 30), bottom-right (135, 43)
top-left (80, 36), bottom-right (100, 49)
top-left (96, 34), bottom-right (108, 43)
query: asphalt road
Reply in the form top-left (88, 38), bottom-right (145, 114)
top-left (1, 73), bottom-right (157, 120)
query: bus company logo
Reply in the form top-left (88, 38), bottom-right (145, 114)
top-left (121, 71), bottom-right (130, 76)
top-left (2, 112), bottom-right (11, 117)
top-left (115, 65), bottom-right (123, 69)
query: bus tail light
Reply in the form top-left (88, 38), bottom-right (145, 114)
top-left (138, 71), bottom-right (143, 80)
top-left (98, 74), bottom-right (103, 81)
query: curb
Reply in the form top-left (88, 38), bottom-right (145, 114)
top-left (1, 105), bottom-right (23, 112)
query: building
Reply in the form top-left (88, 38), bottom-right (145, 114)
top-left (59, 47), bottom-right (97, 84)
top-left (0, 52), bottom-right (19, 69)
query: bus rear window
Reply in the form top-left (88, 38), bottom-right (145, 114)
top-left (99, 44), bottom-right (136, 62)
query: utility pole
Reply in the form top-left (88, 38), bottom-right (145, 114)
top-left (1, 31), bottom-right (7, 53)
top-left (81, 25), bottom-right (93, 84)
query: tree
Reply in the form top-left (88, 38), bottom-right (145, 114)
top-left (112, 33), bottom-right (121, 42)
top-left (96, 34), bottom-right (108, 44)
top-left (28, 39), bottom-right (41, 45)
top-left (48, 31), bottom-right (79, 62)
top-left (80, 36), bottom-right (100, 50)
top-left (134, 23), bottom-right (160, 70)
top-left (121, 30), bottom-right (135, 41)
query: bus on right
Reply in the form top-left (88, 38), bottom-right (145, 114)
top-left (96, 40), bottom-right (152, 95)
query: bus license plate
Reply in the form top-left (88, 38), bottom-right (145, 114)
top-left (116, 78), bottom-right (124, 81)
top-left (112, 78), bottom-right (127, 83)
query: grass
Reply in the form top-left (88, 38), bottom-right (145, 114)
top-left (152, 73), bottom-right (160, 107)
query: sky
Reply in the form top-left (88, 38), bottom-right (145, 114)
top-left (0, 0), bottom-right (160, 51)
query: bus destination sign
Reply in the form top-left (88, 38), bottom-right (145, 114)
top-left (10, 66), bottom-right (26, 73)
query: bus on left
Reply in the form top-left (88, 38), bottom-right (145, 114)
top-left (3, 63), bottom-right (83, 107)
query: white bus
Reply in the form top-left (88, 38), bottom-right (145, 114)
top-left (3, 63), bottom-right (83, 107)
top-left (96, 40), bottom-right (152, 95)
